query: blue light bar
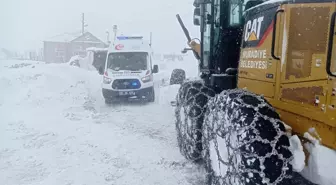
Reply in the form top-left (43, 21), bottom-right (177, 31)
top-left (117, 36), bottom-right (143, 40)
top-left (117, 36), bottom-right (128, 40)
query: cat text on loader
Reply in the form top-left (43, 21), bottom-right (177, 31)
top-left (172, 0), bottom-right (336, 184)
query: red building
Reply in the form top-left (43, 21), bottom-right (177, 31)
top-left (43, 31), bottom-right (107, 63)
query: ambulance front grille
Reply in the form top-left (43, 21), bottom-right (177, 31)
top-left (112, 79), bottom-right (141, 90)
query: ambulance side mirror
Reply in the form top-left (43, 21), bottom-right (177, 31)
top-left (152, 65), bottom-right (159, 73)
top-left (98, 67), bottom-right (104, 75)
top-left (193, 7), bottom-right (200, 26)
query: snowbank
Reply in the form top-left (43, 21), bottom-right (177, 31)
top-left (301, 134), bottom-right (336, 185)
top-left (158, 84), bottom-right (181, 104)
top-left (289, 135), bottom-right (306, 172)
top-left (0, 59), bottom-right (204, 185)
top-left (153, 54), bottom-right (199, 85)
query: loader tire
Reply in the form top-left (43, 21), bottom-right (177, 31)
top-left (202, 89), bottom-right (293, 185)
top-left (175, 80), bottom-right (216, 162)
top-left (170, 69), bottom-right (186, 85)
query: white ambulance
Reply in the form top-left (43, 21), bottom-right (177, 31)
top-left (101, 36), bottom-right (159, 103)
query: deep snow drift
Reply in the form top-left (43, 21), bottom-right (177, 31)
top-left (0, 60), bottom-right (204, 185)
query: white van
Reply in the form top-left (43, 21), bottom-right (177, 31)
top-left (101, 36), bottom-right (159, 104)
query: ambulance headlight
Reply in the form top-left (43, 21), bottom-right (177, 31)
top-left (103, 76), bottom-right (112, 84)
top-left (141, 75), bottom-right (153, 83)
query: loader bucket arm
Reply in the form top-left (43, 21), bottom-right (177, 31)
top-left (176, 14), bottom-right (201, 60)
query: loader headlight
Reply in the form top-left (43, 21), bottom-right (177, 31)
top-left (103, 76), bottom-right (112, 84)
top-left (141, 75), bottom-right (153, 83)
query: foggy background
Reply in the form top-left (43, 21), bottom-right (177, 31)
top-left (0, 0), bottom-right (200, 53)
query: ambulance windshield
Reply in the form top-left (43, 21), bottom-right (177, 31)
top-left (107, 52), bottom-right (148, 71)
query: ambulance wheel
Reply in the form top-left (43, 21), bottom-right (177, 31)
top-left (105, 98), bottom-right (116, 105)
top-left (148, 87), bottom-right (155, 102)
top-left (170, 69), bottom-right (186, 85)
top-left (202, 89), bottom-right (293, 185)
top-left (174, 80), bottom-right (216, 162)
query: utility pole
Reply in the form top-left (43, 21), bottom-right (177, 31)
top-left (82, 13), bottom-right (85, 35)
top-left (81, 13), bottom-right (88, 35)
top-left (106, 30), bottom-right (111, 45)
top-left (112, 25), bottom-right (118, 44)
top-left (149, 32), bottom-right (152, 47)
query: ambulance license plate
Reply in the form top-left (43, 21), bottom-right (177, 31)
top-left (119, 91), bottom-right (135, 96)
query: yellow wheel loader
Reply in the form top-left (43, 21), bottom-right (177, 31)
top-left (172, 0), bottom-right (336, 184)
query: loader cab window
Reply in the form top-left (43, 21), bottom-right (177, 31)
top-left (229, 0), bottom-right (245, 26)
top-left (212, 0), bottom-right (221, 42)
top-left (201, 3), bottom-right (212, 70)
top-left (211, 0), bottom-right (221, 59)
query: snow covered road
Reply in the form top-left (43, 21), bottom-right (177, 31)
top-left (1, 59), bottom-right (335, 185)
top-left (0, 60), bottom-right (204, 185)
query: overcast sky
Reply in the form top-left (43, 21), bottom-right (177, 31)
top-left (0, 0), bottom-right (200, 53)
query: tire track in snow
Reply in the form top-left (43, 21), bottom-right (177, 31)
top-left (91, 103), bottom-right (175, 144)
top-left (84, 102), bottom-right (206, 185)
top-left (63, 92), bottom-right (205, 184)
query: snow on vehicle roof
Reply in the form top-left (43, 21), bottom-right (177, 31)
top-left (86, 47), bottom-right (108, 52)
top-left (108, 35), bottom-right (151, 53)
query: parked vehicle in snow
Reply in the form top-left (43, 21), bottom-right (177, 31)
top-left (101, 36), bottom-right (159, 103)
top-left (67, 55), bottom-right (81, 67)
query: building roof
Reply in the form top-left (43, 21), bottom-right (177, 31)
top-left (45, 31), bottom-right (106, 44)
top-left (71, 32), bottom-right (105, 44)
top-left (45, 31), bottom-right (82, 42)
